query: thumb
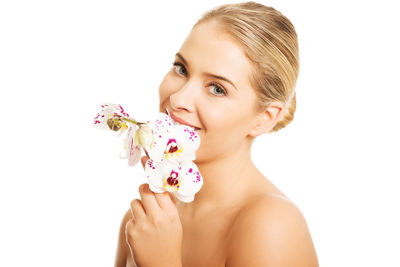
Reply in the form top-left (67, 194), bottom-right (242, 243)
top-left (141, 156), bottom-right (149, 169)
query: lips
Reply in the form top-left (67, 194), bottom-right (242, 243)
top-left (166, 108), bottom-right (201, 130)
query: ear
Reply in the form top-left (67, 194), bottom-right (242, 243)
top-left (248, 102), bottom-right (285, 137)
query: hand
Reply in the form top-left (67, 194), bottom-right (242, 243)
top-left (125, 156), bottom-right (183, 267)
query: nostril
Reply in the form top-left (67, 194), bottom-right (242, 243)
top-left (169, 93), bottom-right (194, 113)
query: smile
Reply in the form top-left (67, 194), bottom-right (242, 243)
top-left (166, 108), bottom-right (201, 131)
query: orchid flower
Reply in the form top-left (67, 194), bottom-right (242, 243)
top-left (93, 103), bottom-right (138, 136)
top-left (145, 113), bottom-right (200, 163)
top-left (120, 126), bottom-right (142, 166)
top-left (94, 104), bottom-right (203, 202)
top-left (134, 125), bottom-right (154, 151)
top-left (144, 158), bottom-right (203, 203)
top-left (120, 124), bottom-right (155, 167)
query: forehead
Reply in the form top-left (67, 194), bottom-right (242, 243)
top-left (178, 21), bottom-right (253, 88)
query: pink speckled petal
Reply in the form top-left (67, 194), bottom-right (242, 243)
top-left (118, 125), bottom-right (141, 167)
top-left (144, 159), bottom-right (201, 202)
top-left (94, 103), bottom-right (134, 129)
top-left (171, 125), bottom-right (200, 162)
top-left (146, 113), bottom-right (174, 162)
top-left (172, 161), bottom-right (203, 203)
top-left (145, 159), bottom-right (171, 192)
top-left (128, 145), bottom-right (141, 166)
top-left (126, 126), bottom-right (141, 166)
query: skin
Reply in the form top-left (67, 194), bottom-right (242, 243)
top-left (115, 20), bottom-right (319, 267)
top-left (125, 160), bottom-right (182, 267)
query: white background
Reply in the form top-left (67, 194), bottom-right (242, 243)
top-left (1, 0), bottom-right (399, 266)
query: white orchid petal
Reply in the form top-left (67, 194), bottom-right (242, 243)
top-left (146, 113), bottom-right (174, 162)
top-left (128, 145), bottom-right (141, 166)
top-left (93, 112), bottom-right (110, 129)
top-left (95, 106), bottom-right (203, 202)
top-left (127, 126), bottom-right (141, 165)
top-left (148, 183), bottom-right (165, 194)
top-left (147, 134), bottom-right (169, 162)
top-left (144, 112), bottom-right (200, 163)
top-left (119, 137), bottom-right (129, 159)
top-left (156, 112), bottom-right (175, 126)
top-left (171, 125), bottom-right (200, 162)
top-left (94, 103), bottom-right (135, 130)
top-left (174, 192), bottom-right (194, 203)
top-left (101, 103), bottom-right (131, 118)
top-left (145, 159), bottom-right (167, 189)
top-left (118, 126), bottom-right (140, 165)
top-left (172, 161), bottom-right (203, 202)
top-left (144, 159), bottom-right (202, 202)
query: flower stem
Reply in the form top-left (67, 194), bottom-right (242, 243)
top-left (144, 148), bottom-right (150, 158)
top-left (122, 117), bottom-right (145, 126)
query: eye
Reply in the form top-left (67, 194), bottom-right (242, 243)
top-left (208, 83), bottom-right (227, 97)
top-left (172, 61), bottom-right (187, 76)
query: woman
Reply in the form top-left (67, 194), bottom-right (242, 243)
top-left (115, 2), bottom-right (318, 266)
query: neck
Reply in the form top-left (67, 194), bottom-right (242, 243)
top-left (180, 138), bottom-right (260, 217)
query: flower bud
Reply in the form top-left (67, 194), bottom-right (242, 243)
top-left (135, 125), bottom-right (154, 150)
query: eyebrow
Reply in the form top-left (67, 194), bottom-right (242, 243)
top-left (176, 53), bottom-right (238, 91)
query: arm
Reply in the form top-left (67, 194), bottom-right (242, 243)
top-left (226, 196), bottom-right (319, 267)
top-left (114, 209), bottom-right (133, 267)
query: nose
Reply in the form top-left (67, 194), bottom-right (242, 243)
top-left (169, 81), bottom-right (198, 113)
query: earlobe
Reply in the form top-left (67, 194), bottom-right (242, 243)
top-left (249, 102), bottom-right (284, 137)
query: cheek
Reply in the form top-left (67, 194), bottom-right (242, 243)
top-left (196, 99), bottom-right (257, 162)
top-left (200, 104), bottom-right (249, 141)
top-left (195, 111), bottom-right (247, 162)
top-left (205, 101), bottom-right (250, 129)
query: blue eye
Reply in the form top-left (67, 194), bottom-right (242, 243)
top-left (172, 61), bottom-right (227, 97)
top-left (209, 83), bottom-right (227, 96)
top-left (172, 62), bottom-right (187, 76)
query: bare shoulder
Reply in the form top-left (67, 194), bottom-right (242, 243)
top-left (226, 194), bottom-right (319, 267)
top-left (114, 209), bottom-right (133, 267)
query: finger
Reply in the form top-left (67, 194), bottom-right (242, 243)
top-left (154, 191), bottom-right (176, 210)
top-left (167, 192), bottom-right (177, 205)
top-left (138, 183), bottom-right (160, 216)
top-left (130, 198), bottom-right (146, 220)
top-left (141, 156), bottom-right (149, 169)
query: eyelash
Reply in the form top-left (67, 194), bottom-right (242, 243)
top-left (172, 61), bottom-right (227, 97)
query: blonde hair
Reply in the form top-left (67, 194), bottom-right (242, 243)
top-left (194, 1), bottom-right (299, 132)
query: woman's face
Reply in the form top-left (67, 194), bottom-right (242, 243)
top-left (159, 21), bottom-right (260, 163)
